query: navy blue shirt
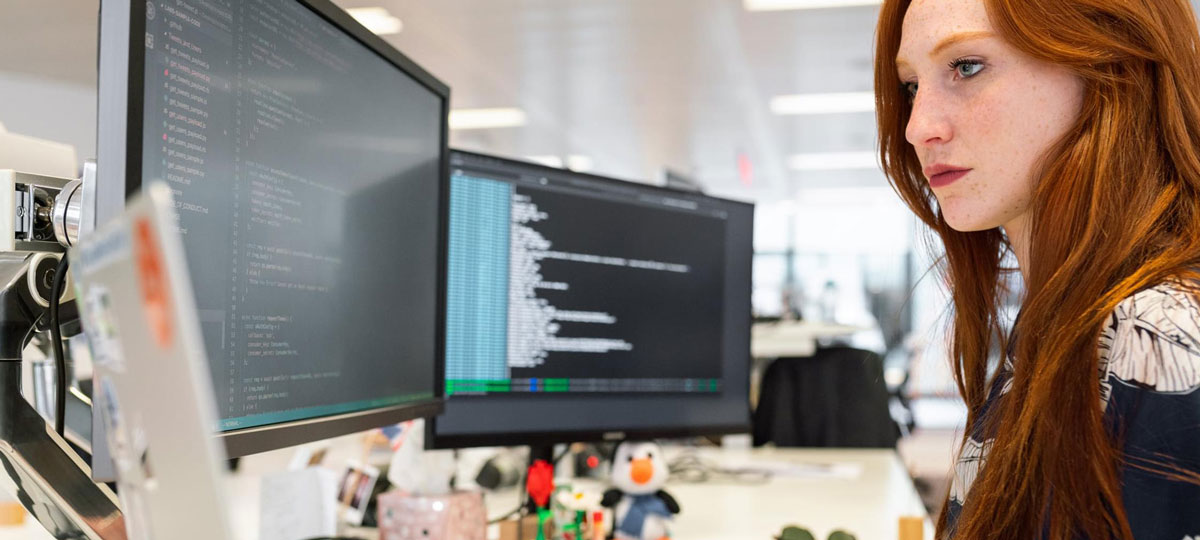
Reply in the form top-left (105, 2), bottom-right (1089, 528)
top-left (945, 281), bottom-right (1200, 538)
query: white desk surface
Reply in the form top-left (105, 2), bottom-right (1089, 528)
top-left (683, 447), bottom-right (933, 540)
top-left (484, 447), bottom-right (933, 540)
top-left (238, 443), bottom-right (934, 540)
top-left (0, 445), bottom-right (932, 540)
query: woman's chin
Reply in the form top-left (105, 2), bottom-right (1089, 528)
top-left (941, 209), bottom-right (1001, 233)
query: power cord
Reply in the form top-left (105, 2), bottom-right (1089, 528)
top-left (49, 253), bottom-right (69, 437)
top-left (667, 449), bottom-right (772, 485)
top-left (487, 465), bottom-right (528, 524)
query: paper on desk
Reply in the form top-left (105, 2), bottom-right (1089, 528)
top-left (726, 459), bottom-right (864, 479)
top-left (259, 467), bottom-right (338, 540)
top-left (388, 419), bottom-right (455, 495)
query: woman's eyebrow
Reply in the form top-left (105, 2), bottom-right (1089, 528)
top-left (896, 30), bottom-right (995, 73)
top-left (930, 31), bottom-right (994, 57)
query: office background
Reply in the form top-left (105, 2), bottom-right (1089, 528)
top-left (5, 0), bottom-right (1200, 520)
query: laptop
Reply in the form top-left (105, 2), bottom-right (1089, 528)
top-left (72, 182), bottom-right (232, 540)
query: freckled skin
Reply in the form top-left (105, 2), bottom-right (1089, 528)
top-left (896, 0), bottom-right (1084, 243)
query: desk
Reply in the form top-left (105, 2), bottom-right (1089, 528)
top-left (674, 447), bottom-right (931, 540)
top-left (234, 444), bottom-right (931, 540)
top-left (0, 444), bottom-right (932, 540)
top-left (485, 447), bottom-right (932, 540)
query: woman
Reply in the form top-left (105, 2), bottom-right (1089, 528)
top-left (875, 0), bottom-right (1200, 538)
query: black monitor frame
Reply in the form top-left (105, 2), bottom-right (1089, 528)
top-left (427, 149), bottom-right (754, 450)
top-left (97, 0), bottom-right (449, 457)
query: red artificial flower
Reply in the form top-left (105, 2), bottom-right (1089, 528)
top-left (526, 459), bottom-right (555, 508)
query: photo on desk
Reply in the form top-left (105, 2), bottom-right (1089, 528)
top-left (338, 460), bottom-right (380, 525)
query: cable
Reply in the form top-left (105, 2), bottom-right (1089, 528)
top-left (50, 253), bottom-right (69, 437)
top-left (487, 503), bottom-right (524, 525)
top-left (487, 446), bottom-right (570, 524)
top-left (487, 469), bottom-right (528, 524)
top-left (667, 450), bottom-right (771, 485)
top-left (487, 449), bottom-right (540, 524)
top-left (552, 445), bottom-right (572, 466)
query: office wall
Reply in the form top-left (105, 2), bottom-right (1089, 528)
top-left (0, 71), bottom-right (96, 173)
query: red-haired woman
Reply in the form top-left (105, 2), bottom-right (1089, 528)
top-left (875, 0), bottom-right (1200, 538)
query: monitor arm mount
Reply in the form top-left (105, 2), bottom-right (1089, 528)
top-left (0, 162), bottom-right (127, 539)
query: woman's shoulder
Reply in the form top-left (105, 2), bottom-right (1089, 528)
top-left (1098, 279), bottom-right (1200, 535)
top-left (1098, 277), bottom-right (1200, 396)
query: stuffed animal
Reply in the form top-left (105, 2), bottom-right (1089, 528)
top-left (601, 442), bottom-right (679, 540)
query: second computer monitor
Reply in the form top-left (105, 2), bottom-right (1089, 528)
top-left (430, 150), bottom-right (753, 448)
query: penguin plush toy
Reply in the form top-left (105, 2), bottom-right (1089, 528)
top-left (601, 442), bottom-right (680, 540)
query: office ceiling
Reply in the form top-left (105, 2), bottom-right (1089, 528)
top-left (3, 1), bottom-right (1200, 202)
top-left (336, 0), bottom-right (885, 201)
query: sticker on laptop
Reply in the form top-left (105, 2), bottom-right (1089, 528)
top-left (82, 285), bottom-right (127, 373)
top-left (133, 217), bottom-right (174, 349)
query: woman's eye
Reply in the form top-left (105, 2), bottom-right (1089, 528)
top-left (952, 60), bottom-right (984, 78)
top-left (903, 82), bottom-right (918, 99)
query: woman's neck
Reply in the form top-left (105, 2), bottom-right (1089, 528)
top-left (1003, 212), bottom-right (1032, 283)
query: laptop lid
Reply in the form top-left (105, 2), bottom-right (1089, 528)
top-left (72, 182), bottom-right (231, 540)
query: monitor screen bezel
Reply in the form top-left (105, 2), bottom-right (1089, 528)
top-left (97, 0), bottom-right (449, 457)
top-left (427, 149), bottom-right (754, 450)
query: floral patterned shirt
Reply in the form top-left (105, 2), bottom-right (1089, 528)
top-left (945, 281), bottom-right (1200, 538)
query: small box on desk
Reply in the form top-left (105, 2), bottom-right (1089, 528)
top-left (497, 514), bottom-right (550, 540)
top-left (376, 490), bottom-right (487, 540)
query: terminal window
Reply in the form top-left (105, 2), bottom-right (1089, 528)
top-left (445, 155), bottom-right (728, 397)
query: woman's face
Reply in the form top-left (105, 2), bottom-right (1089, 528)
top-left (895, 0), bottom-right (1084, 233)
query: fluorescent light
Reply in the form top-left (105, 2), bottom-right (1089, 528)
top-left (347, 7), bottom-right (403, 35)
top-left (770, 92), bottom-right (875, 115)
top-left (525, 155), bottom-right (591, 170)
top-left (449, 108), bottom-right (527, 130)
top-left (744, 0), bottom-right (882, 10)
top-left (526, 155), bottom-right (564, 168)
top-left (788, 151), bottom-right (879, 170)
top-left (567, 155), bottom-right (593, 172)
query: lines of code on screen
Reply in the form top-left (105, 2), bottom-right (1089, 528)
top-left (141, 0), bottom-right (440, 430)
top-left (445, 154), bottom-right (727, 397)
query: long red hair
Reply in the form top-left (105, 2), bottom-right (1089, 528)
top-left (875, 0), bottom-right (1200, 538)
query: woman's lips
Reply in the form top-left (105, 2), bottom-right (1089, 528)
top-left (929, 169), bottom-right (970, 188)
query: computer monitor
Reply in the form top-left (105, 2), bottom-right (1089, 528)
top-left (96, 0), bottom-right (448, 457)
top-left (428, 150), bottom-right (754, 449)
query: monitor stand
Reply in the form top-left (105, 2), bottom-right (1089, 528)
top-left (0, 254), bottom-right (125, 539)
top-left (529, 444), bottom-right (555, 466)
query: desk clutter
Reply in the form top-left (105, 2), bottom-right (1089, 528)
top-left (255, 431), bottom-right (697, 540)
top-left (775, 514), bottom-right (924, 540)
top-left (244, 434), bottom-right (934, 540)
top-left (776, 526), bottom-right (858, 540)
top-left (497, 441), bottom-right (679, 540)
top-left (187, 430), bottom-right (939, 540)
top-left (495, 486), bottom-right (605, 540)
top-left (377, 491), bottom-right (487, 540)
